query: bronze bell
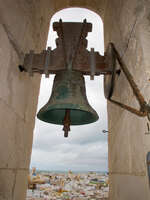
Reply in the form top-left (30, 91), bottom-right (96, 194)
top-left (37, 69), bottom-right (99, 137)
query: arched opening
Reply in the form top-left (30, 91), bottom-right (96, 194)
top-left (27, 7), bottom-right (108, 199)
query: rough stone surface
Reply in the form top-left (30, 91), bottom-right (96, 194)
top-left (0, 1), bottom-right (107, 200)
top-left (109, 174), bottom-right (149, 200)
top-left (0, 1), bottom-right (50, 200)
top-left (49, 0), bottom-right (106, 19)
top-left (1, 0), bottom-right (150, 200)
top-left (104, 0), bottom-right (150, 199)
top-left (0, 169), bottom-right (15, 200)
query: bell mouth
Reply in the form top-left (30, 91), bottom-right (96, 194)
top-left (37, 108), bottom-right (99, 125)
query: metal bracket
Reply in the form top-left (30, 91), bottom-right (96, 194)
top-left (44, 47), bottom-right (51, 78)
top-left (28, 50), bottom-right (34, 76)
top-left (104, 43), bottom-right (116, 99)
top-left (104, 43), bottom-right (150, 120)
top-left (90, 48), bottom-right (96, 80)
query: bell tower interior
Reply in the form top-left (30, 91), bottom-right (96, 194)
top-left (0, 1), bottom-right (150, 200)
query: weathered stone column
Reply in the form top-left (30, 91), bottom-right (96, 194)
top-left (0, 1), bottom-right (50, 199)
top-left (104, 0), bottom-right (150, 199)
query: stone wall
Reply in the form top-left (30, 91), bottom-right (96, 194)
top-left (1, 0), bottom-right (150, 199)
top-left (104, 0), bottom-right (150, 199)
top-left (49, 0), bottom-right (106, 19)
top-left (0, 1), bottom-right (107, 199)
top-left (0, 1), bottom-right (50, 199)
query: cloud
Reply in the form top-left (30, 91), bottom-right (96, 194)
top-left (31, 141), bottom-right (108, 171)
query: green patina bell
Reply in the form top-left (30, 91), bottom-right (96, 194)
top-left (37, 69), bottom-right (99, 137)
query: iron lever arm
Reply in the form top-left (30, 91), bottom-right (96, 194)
top-left (109, 98), bottom-right (147, 117)
top-left (108, 43), bottom-right (150, 119)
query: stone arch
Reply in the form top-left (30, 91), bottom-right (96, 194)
top-left (51, 6), bottom-right (104, 21)
top-left (48, 0), bottom-right (106, 21)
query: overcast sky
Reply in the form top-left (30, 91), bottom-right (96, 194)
top-left (30, 8), bottom-right (108, 172)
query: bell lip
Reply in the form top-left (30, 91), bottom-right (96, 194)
top-left (37, 108), bottom-right (99, 125)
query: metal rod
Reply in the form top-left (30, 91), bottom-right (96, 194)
top-left (111, 43), bottom-right (147, 109)
top-left (44, 47), bottom-right (51, 78)
top-left (63, 109), bottom-right (71, 137)
top-left (109, 98), bottom-right (147, 117)
top-left (28, 50), bottom-right (34, 76)
top-left (90, 48), bottom-right (95, 80)
top-left (106, 43), bottom-right (150, 120)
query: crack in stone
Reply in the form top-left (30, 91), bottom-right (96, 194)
top-left (0, 98), bottom-right (26, 122)
top-left (2, 23), bottom-right (24, 61)
top-left (12, 169), bottom-right (17, 200)
top-left (122, 17), bottom-right (138, 58)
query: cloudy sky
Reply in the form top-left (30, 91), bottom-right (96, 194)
top-left (30, 8), bottom-right (108, 172)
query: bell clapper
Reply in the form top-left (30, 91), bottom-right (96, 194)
top-left (63, 109), bottom-right (71, 137)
